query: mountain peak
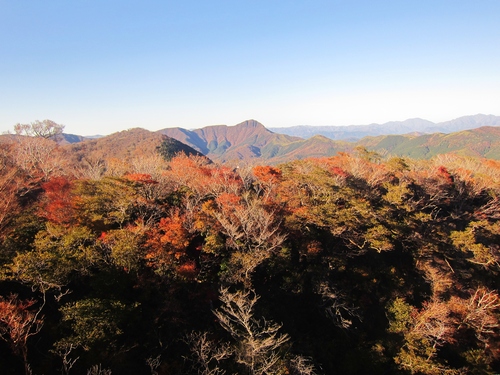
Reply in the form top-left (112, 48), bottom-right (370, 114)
top-left (235, 119), bottom-right (265, 129)
top-left (159, 120), bottom-right (299, 162)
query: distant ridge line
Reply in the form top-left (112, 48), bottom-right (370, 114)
top-left (269, 114), bottom-right (500, 140)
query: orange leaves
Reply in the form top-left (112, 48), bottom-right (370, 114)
top-left (177, 260), bottom-right (198, 279)
top-left (123, 173), bottom-right (162, 202)
top-left (158, 214), bottom-right (190, 251)
top-left (40, 176), bottom-right (76, 225)
top-left (252, 165), bottom-right (282, 184)
top-left (124, 173), bottom-right (158, 185)
top-left (165, 154), bottom-right (243, 200)
top-left (144, 209), bottom-right (197, 277)
top-left (166, 154), bottom-right (212, 195)
top-left (215, 192), bottom-right (243, 212)
top-left (483, 158), bottom-right (500, 173)
top-left (436, 166), bottom-right (454, 184)
top-left (306, 240), bottom-right (323, 255)
top-left (252, 165), bottom-right (284, 204)
top-left (329, 166), bottom-right (348, 178)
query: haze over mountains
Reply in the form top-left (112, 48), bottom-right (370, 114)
top-left (269, 114), bottom-right (500, 140)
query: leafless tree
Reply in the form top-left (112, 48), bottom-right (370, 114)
top-left (14, 119), bottom-right (65, 140)
top-left (0, 294), bottom-right (44, 375)
top-left (52, 342), bottom-right (79, 375)
top-left (77, 157), bottom-right (106, 180)
top-left (316, 282), bottom-right (361, 330)
top-left (214, 196), bottom-right (286, 285)
top-left (411, 300), bottom-right (455, 354)
top-left (214, 287), bottom-right (289, 375)
top-left (12, 135), bottom-right (68, 181)
top-left (184, 331), bottom-right (232, 375)
top-left (146, 355), bottom-right (161, 375)
top-left (86, 364), bottom-right (112, 375)
top-left (460, 288), bottom-right (500, 343)
top-left (288, 355), bottom-right (318, 375)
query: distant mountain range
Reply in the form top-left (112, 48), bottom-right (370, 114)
top-left (157, 115), bottom-right (500, 163)
top-left (7, 114), bottom-right (498, 165)
top-left (269, 114), bottom-right (500, 140)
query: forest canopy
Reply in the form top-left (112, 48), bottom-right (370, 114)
top-left (0, 125), bottom-right (499, 374)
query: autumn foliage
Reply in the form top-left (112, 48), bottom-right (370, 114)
top-left (1, 130), bottom-right (500, 375)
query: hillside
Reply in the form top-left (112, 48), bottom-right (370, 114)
top-left (64, 127), bottom-right (204, 164)
top-left (359, 126), bottom-right (500, 159)
top-left (270, 114), bottom-right (500, 140)
top-left (38, 127), bottom-right (208, 179)
top-left (157, 120), bottom-right (500, 163)
top-left (158, 120), bottom-right (303, 163)
top-left (10, 115), bottom-right (498, 167)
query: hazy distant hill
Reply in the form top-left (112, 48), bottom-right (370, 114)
top-left (270, 114), bottom-right (500, 140)
top-left (60, 133), bottom-right (88, 144)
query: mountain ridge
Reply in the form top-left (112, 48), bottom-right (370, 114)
top-left (7, 114), bottom-right (499, 165)
top-left (269, 114), bottom-right (500, 140)
top-left (158, 115), bottom-right (500, 163)
top-left (359, 125), bottom-right (500, 160)
top-left (158, 119), bottom-right (301, 163)
top-left (63, 127), bottom-right (204, 165)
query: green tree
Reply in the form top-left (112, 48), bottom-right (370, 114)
top-left (58, 298), bottom-right (134, 351)
top-left (9, 223), bottom-right (98, 290)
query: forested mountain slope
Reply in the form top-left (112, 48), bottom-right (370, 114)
top-left (359, 126), bottom-right (500, 159)
top-left (17, 115), bottom-right (499, 166)
top-left (64, 127), bottom-right (204, 164)
top-left (160, 120), bottom-right (500, 163)
top-left (158, 119), bottom-right (302, 162)
top-left (1, 125), bottom-right (500, 374)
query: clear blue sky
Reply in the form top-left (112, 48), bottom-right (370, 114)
top-left (1, 0), bottom-right (499, 136)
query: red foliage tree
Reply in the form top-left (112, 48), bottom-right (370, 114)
top-left (252, 165), bottom-right (282, 184)
top-left (0, 295), bottom-right (44, 375)
top-left (145, 209), bottom-right (195, 276)
top-left (40, 176), bottom-right (76, 225)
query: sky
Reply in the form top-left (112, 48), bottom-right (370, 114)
top-left (1, 0), bottom-right (499, 136)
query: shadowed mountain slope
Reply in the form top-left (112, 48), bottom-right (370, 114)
top-left (64, 128), bottom-right (204, 164)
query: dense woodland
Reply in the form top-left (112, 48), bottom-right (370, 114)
top-left (1, 121), bottom-right (500, 375)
